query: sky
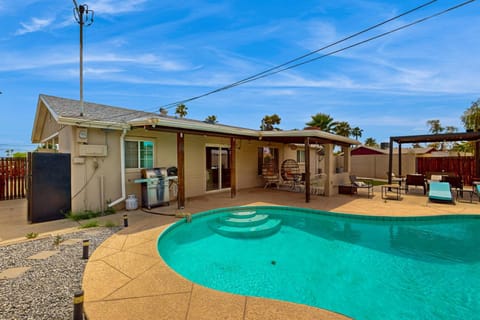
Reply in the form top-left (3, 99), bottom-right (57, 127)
top-left (0, 0), bottom-right (479, 155)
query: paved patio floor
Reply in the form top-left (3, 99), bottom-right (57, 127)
top-left (78, 186), bottom-right (479, 320)
top-left (1, 186), bottom-right (479, 319)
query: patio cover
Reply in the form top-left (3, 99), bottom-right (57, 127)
top-left (388, 131), bottom-right (480, 183)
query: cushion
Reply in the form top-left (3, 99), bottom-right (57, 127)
top-left (354, 181), bottom-right (367, 187)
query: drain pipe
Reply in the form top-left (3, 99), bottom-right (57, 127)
top-left (109, 128), bottom-right (127, 208)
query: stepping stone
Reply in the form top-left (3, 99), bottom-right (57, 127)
top-left (61, 238), bottom-right (83, 246)
top-left (0, 267), bottom-right (31, 280)
top-left (27, 250), bottom-right (59, 260)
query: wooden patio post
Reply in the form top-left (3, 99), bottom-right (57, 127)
top-left (304, 137), bottom-right (310, 203)
top-left (476, 141), bottom-right (480, 178)
top-left (398, 142), bottom-right (402, 176)
top-left (230, 137), bottom-right (237, 198)
top-left (177, 132), bottom-right (185, 209)
top-left (388, 137), bottom-right (394, 184)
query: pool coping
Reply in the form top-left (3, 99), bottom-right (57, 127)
top-left (82, 205), bottom-right (479, 320)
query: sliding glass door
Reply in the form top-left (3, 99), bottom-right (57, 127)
top-left (206, 146), bottom-right (231, 191)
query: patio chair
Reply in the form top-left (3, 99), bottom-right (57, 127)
top-left (405, 174), bottom-right (426, 195)
top-left (349, 175), bottom-right (373, 198)
top-left (441, 175), bottom-right (463, 197)
top-left (310, 173), bottom-right (326, 195)
top-left (262, 162), bottom-right (280, 189)
top-left (428, 181), bottom-right (454, 204)
top-left (281, 159), bottom-right (302, 190)
top-left (296, 173), bottom-right (326, 195)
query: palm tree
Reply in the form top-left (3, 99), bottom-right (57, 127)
top-left (175, 104), bottom-right (188, 118)
top-left (426, 119), bottom-right (444, 134)
top-left (364, 137), bottom-right (378, 147)
top-left (305, 113), bottom-right (337, 133)
top-left (261, 114), bottom-right (281, 131)
top-left (351, 127), bottom-right (363, 140)
top-left (204, 115), bottom-right (218, 124)
top-left (334, 121), bottom-right (352, 137)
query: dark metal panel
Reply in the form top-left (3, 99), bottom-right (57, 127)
top-left (27, 152), bottom-right (71, 223)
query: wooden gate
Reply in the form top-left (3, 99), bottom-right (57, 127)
top-left (0, 157), bottom-right (27, 200)
top-left (416, 156), bottom-right (476, 186)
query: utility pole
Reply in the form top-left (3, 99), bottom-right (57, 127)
top-left (73, 0), bottom-right (94, 117)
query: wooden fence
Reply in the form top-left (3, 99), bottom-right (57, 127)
top-left (0, 157), bottom-right (27, 200)
top-left (416, 156), bottom-right (476, 186)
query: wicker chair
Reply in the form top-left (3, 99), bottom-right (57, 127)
top-left (262, 161), bottom-right (280, 189)
top-left (281, 159), bottom-right (302, 190)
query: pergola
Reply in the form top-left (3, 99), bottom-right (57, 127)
top-left (129, 116), bottom-right (359, 207)
top-left (388, 131), bottom-right (480, 184)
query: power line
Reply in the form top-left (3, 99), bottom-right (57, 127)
top-left (58, 0), bottom-right (475, 127)
top-left (92, 0), bottom-right (440, 123)
top-left (158, 0), bottom-right (474, 110)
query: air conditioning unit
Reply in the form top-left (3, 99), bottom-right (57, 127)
top-left (79, 145), bottom-right (108, 157)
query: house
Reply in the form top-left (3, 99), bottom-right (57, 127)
top-left (31, 94), bottom-right (359, 212)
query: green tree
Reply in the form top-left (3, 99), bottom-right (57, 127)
top-left (204, 115), bottom-right (218, 124)
top-left (426, 119), bottom-right (444, 134)
top-left (445, 126), bottom-right (458, 133)
top-left (175, 104), bottom-right (188, 118)
top-left (13, 152), bottom-right (27, 158)
top-left (334, 121), bottom-right (352, 137)
top-left (351, 127), bottom-right (363, 140)
top-left (461, 99), bottom-right (480, 131)
top-left (412, 143), bottom-right (423, 148)
top-left (452, 141), bottom-right (474, 154)
top-left (306, 113), bottom-right (337, 133)
top-left (364, 137), bottom-right (378, 147)
top-left (261, 114), bottom-right (281, 131)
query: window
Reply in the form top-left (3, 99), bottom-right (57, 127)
top-left (296, 150), bottom-right (305, 163)
top-left (125, 140), bottom-right (154, 169)
top-left (258, 147), bottom-right (279, 175)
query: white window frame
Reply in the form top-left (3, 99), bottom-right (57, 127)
top-left (125, 139), bottom-right (155, 171)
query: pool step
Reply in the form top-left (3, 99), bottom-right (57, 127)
top-left (220, 214), bottom-right (269, 227)
top-left (211, 211), bottom-right (282, 238)
top-left (230, 211), bottom-right (257, 219)
top-left (213, 219), bottom-right (282, 238)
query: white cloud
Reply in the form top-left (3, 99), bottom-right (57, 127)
top-left (15, 17), bottom-right (53, 35)
top-left (92, 0), bottom-right (148, 15)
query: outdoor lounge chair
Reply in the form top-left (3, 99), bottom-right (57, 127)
top-left (428, 181), bottom-right (454, 203)
top-left (406, 174), bottom-right (426, 195)
top-left (349, 175), bottom-right (373, 198)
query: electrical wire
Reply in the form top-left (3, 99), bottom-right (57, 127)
top-left (39, 0), bottom-right (475, 129)
top-left (60, 0), bottom-right (441, 125)
top-left (158, 0), bottom-right (475, 109)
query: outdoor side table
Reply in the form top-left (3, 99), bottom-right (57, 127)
top-left (381, 184), bottom-right (402, 200)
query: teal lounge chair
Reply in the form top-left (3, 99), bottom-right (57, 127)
top-left (429, 181), bottom-right (453, 203)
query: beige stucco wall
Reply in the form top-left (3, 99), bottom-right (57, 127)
top-left (68, 127), bottom-right (123, 213)
top-left (39, 112), bottom-right (63, 142)
top-left (351, 153), bottom-right (417, 179)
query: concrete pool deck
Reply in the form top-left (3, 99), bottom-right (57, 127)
top-left (79, 186), bottom-right (479, 320)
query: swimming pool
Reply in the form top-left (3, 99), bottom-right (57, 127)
top-left (157, 206), bottom-right (480, 320)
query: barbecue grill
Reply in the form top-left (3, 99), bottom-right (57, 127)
top-left (134, 167), bottom-right (177, 209)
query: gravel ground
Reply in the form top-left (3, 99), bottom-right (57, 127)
top-left (0, 227), bottom-right (121, 320)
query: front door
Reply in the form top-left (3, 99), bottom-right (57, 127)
top-left (206, 146), bottom-right (230, 191)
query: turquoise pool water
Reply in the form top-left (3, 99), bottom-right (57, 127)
top-left (157, 206), bottom-right (480, 320)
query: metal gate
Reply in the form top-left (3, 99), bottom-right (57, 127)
top-left (0, 157), bottom-right (27, 200)
top-left (27, 152), bottom-right (71, 223)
